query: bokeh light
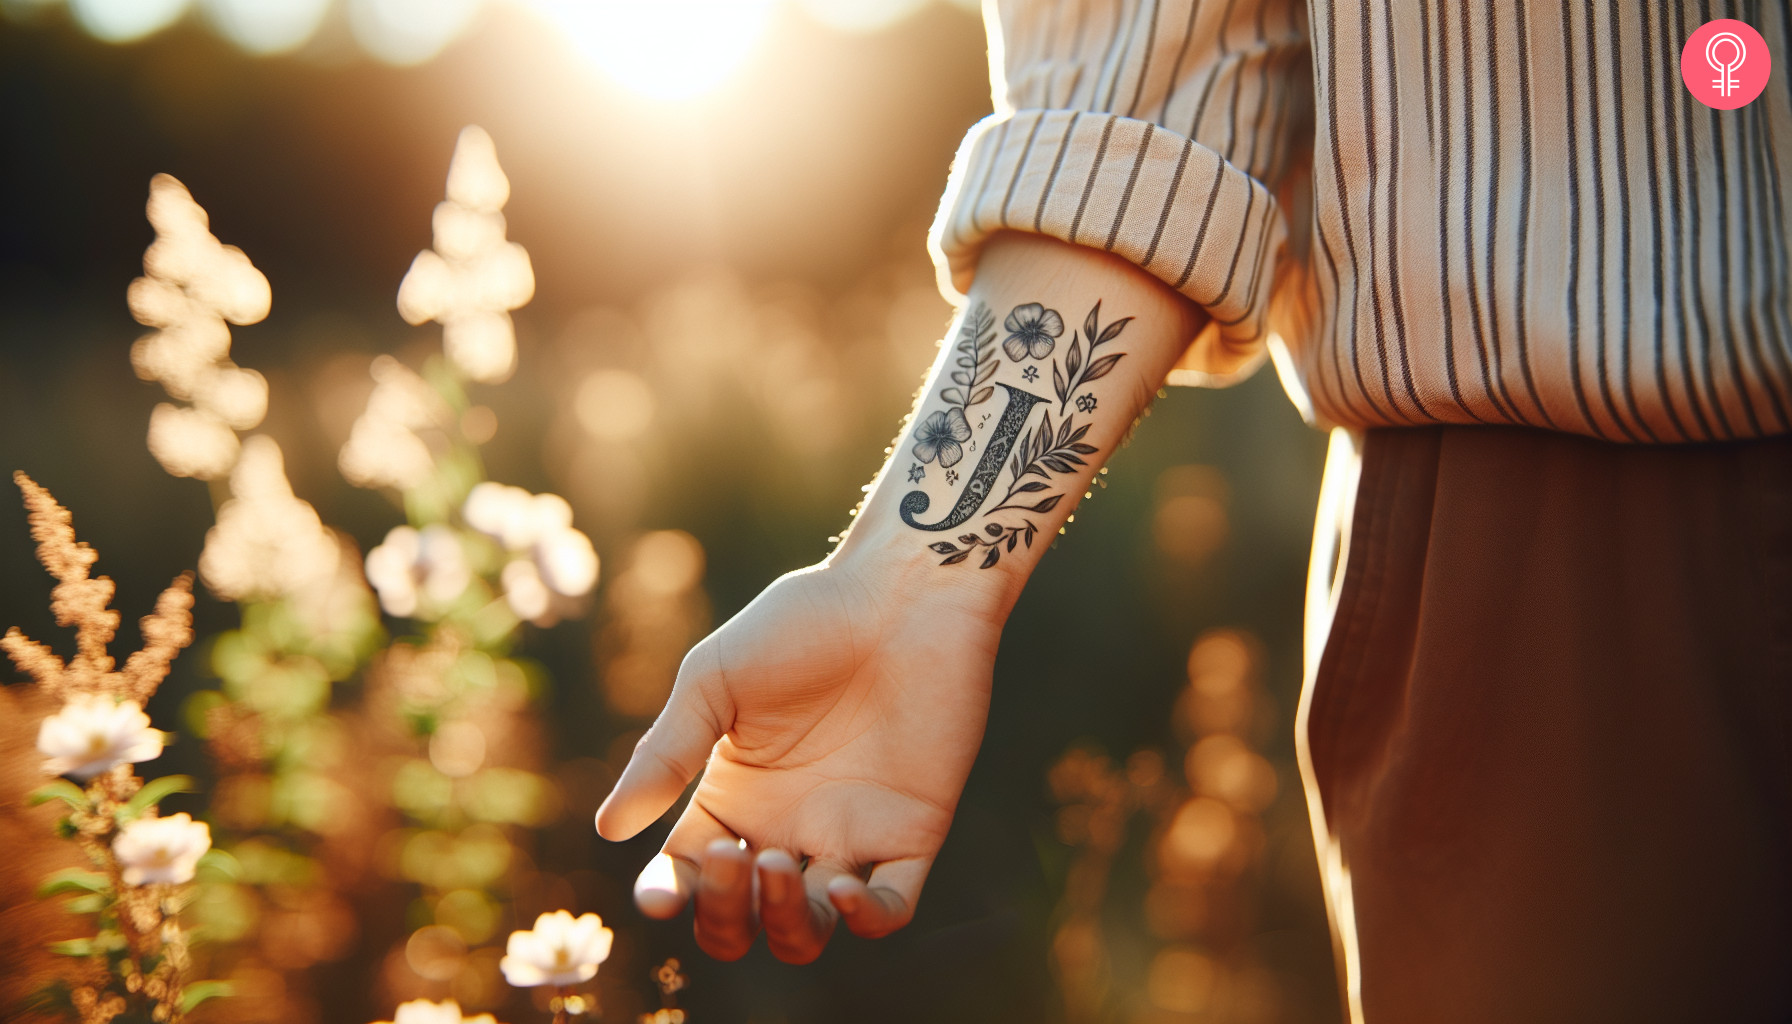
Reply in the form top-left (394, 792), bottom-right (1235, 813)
top-left (523, 0), bottom-right (778, 100)
top-left (199, 0), bottom-right (329, 55)
top-left (348, 0), bottom-right (483, 65)
top-left (67, 0), bottom-right (187, 42)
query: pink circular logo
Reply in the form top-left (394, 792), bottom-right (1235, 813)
top-left (1682, 19), bottom-right (1771, 109)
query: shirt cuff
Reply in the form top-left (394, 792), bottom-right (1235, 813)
top-left (928, 110), bottom-right (1287, 385)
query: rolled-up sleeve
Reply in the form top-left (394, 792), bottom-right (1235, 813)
top-left (930, 0), bottom-right (1311, 383)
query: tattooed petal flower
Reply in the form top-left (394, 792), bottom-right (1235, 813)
top-left (912, 408), bottom-right (973, 468)
top-left (114, 812), bottom-right (211, 886)
top-left (37, 695), bottom-right (163, 779)
top-left (1002, 303), bottom-right (1064, 360)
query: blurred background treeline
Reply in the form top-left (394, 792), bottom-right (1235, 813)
top-left (0, 1), bottom-right (1338, 1021)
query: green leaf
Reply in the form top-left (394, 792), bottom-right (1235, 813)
top-left (197, 848), bottom-right (242, 882)
top-left (36, 869), bottom-right (108, 899)
top-left (29, 780), bottom-right (87, 810)
top-left (180, 981), bottom-right (233, 1013)
top-left (63, 893), bottom-right (108, 915)
top-left (123, 775), bottom-right (195, 819)
top-left (48, 939), bottom-right (94, 958)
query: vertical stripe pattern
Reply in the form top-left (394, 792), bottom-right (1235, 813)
top-left (928, 0), bottom-right (1792, 441)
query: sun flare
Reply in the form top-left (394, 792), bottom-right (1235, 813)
top-left (523, 0), bottom-right (778, 101)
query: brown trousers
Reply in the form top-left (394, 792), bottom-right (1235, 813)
top-left (1299, 426), bottom-right (1792, 1024)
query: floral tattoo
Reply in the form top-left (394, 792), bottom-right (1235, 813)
top-left (1002, 302), bottom-right (1063, 361)
top-left (900, 300), bottom-right (1133, 569)
top-left (1051, 301), bottom-right (1130, 414)
top-left (913, 408), bottom-right (973, 468)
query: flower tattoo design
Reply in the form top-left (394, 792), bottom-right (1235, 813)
top-left (912, 407), bottom-right (973, 468)
top-left (900, 298), bottom-right (1132, 570)
top-left (1002, 302), bottom-right (1064, 361)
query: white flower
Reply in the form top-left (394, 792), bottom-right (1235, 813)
top-left (399, 126), bottom-right (534, 384)
top-left (146, 403), bottom-right (241, 481)
top-left (535, 529), bottom-right (598, 598)
top-left (113, 812), bottom-right (211, 886)
top-left (464, 484), bottom-right (598, 620)
top-left (36, 696), bottom-right (164, 779)
top-left (364, 525), bottom-right (470, 618)
top-left (200, 436), bottom-right (342, 602)
top-left (500, 559), bottom-right (552, 623)
top-left (339, 356), bottom-right (453, 491)
top-left (132, 174), bottom-right (272, 481)
top-left (464, 482), bottom-right (569, 550)
top-left (499, 910), bottom-right (613, 988)
top-left (374, 999), bottom-right (497, 1024)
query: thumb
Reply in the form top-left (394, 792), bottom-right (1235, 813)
top-left (594, 641), bottom-right (731, 841)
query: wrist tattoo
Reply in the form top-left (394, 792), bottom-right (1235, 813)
top-left (899, 299), bottom-right (1131, 569)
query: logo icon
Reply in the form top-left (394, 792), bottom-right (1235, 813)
top-left (1682, 19), bottom-right (1770, 109)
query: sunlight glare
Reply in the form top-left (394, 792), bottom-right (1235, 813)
top-left (797, 0), bottom-right (927, 34)
top-left (524, 0), bottom-right (778, 101)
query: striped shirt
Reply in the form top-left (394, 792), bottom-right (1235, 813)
top-left (929, 0), bottom-right (1792, 442)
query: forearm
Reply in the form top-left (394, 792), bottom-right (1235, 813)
top-left (831, 230), bottom-right (1208, 621)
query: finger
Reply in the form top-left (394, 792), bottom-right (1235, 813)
top-left (826, 856), bottom-right (932, 939)
top-left (756, 850), bottom-right (842, 965)
top-left (632, 853), bottom-right (696, 920)
top-left (694, 838), bottom-right (757, 961)
top-left (595, 643), bottom-right (729, 841)
top-left (635, 799), bottom-right (737, 921)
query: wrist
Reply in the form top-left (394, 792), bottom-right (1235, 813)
top-left (825, 496), bottom-right (1025, 627)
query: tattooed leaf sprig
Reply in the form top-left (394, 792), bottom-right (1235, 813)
top-left (928, 520), bottom-right (1039, 569)
top-left (1052, 301), bottom-right (1131, 413)
top-left (989, 410), bottom-right (1098, 514)
top-left (941, 302), bottom-right (999, 410)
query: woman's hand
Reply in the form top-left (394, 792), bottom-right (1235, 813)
top-left (594, 558), bottom-right (1004, 963)
top-left (596, 231), bottom-right (1207, 963)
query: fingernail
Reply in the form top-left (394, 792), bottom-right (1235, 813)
top-left (827, 876), bottom-right (862, 913)
top-left (705, 841), bottom-right (741, 886)
top-left (634, 855), bottom-right (683, 918)
top-left (760, 864), bottom-right (788, 903)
